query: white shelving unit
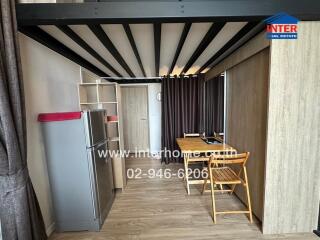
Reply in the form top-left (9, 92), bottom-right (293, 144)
top-left (78, 70), bottom-right (126, 190)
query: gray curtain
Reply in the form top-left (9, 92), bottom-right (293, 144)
top-left (203, 75), bottom-right (224, 136)
top-left (161, 75), bottom-right (205, 163)
top-left (0, 0), bottom-right (47, 239)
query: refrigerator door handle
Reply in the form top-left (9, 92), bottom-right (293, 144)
top-left (87, 151), bottom-right (98, 220)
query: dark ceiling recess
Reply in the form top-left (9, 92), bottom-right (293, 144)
top-left (123, 24), bottom-right (147, 77)
top-left (16, 1), bottom-right (320, 25)
top-left (88, 24), bottom-right (135, 77)
top-left (117, 78), bottom-right (162, 84)
top-left (19, 26), bottom-right (113, 80)
top-left (180, 22), bottom-right (225, 75)
top-left (196, 21), bottom-right (260, 74)
top-left (57, 25), bottom-right (123, 77)
top-left (154, 23), bottom-right (161, 77)
top-left (167, 22), bottom-right (191, 76)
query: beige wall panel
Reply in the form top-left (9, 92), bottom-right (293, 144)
top-left (226, 48), bottom-right (270, 221)
top-left (263, 21), bottom-right (320, 234)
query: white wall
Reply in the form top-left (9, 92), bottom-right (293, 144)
top-left (120, 83), bottom-right (162, 153)
top-left (147, 83), bottom-right (162, 153)
top-left (19, 33), bottom-right (162, 236)
top-left (19, 33), bottom-right (82, 235)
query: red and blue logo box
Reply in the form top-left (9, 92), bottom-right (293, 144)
top-left (265, 13), bottom-right (299, 40)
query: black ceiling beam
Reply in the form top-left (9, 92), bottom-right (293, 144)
top-left (167, 23), bottom-right (191, 75)
top-left (123, 24), bottom-right (146, 77)
top-left (57, 25), bottom-right (123, 77)
top-left (19, 26), bottom-right (113, 80)
top-left (199, 21), bottom-right (264, 74)
top-left (154, 23), bottom-right (161, 77)
top-left (88, 25), bottom-right (135, 77)
top-left (180, 22), bottom-right (225, 75)
top-left (16, 1), bottom-right (320, 26)
top-left (117, 78), bottom-right (162, 84)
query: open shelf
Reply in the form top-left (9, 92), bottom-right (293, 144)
top-left (80, 102), bottom-right (99, 105)
top-left (79, 68), bottom-right (126, 189)
top-left (79, 83), bottom-right (98, 86)
top-left (108, 137), bottom-right (120, 142)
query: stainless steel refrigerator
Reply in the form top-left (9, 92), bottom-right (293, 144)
top-left (38, 110), bottom-right (114, 232)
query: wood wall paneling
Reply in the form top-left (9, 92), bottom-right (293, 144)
top-left (226, 48), bottom-right (270, 221)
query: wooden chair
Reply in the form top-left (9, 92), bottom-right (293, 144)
top-left (183, 132), bottom-right (208, 194)
top-left (213, 131), bottom-right (224, 142)
top-left (183, 154), bottom-right (209, 195)
top-left (202, 152), bottom-right (253, 223)
top-left (184, 132), bottom-right (205, 138)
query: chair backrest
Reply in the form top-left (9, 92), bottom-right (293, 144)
top-left (209, 152), bottom-right (250, 166)
top-left (214, 131), bottom-right (224, 137)
top-left (184, 132), bottom-right (205, 138)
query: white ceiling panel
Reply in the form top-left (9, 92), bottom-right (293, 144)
top-left (159, 23), bottom-right (184, 76)
top-left (38, 21), bottom-right (256, 78)
top-left (100, 24), bottom-right (143, 77)
top-left (129, 24), bottom-right (155, 77)
top-left (40, 25), bottom-right (114, 77)
top-left (172, 22), bottom-right (212, 75)
top-left (186, 22), bottom-right (247, 75)
top-left (69, 25), bottom-right (129, 77)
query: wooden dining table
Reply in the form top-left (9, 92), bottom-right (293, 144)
top-left (176, 137), bottom-right (236, 194)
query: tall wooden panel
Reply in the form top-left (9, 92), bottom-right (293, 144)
top-left (121, 86), bottom-right (150, 151)
top-left (263, 22), bottom-right (320, 234)
top-left (226, 48), bottom-right (270, 221)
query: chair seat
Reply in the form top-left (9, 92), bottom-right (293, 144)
top-left (188, 157), bottom-right (209, 162)
top-left (212, 167), bottom-right (242, 184)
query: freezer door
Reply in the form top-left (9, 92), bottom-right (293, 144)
top-left (84, 110), bottom-right (107, 147)
top-left (92, 142), bottom-right (114, 225)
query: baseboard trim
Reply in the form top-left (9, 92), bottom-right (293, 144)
top-left (46, 222), bottom-right (55, 237)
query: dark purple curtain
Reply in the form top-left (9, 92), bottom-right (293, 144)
top-left (0, 1), bottom-right (47, 239)
top-left (161, 75), bottom-right (204, 163)
top-left (203, 75), bottom-right (224, 136)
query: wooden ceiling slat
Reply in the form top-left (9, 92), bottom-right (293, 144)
top-left (167, 23), bottom-right (191, 76)
top-left (58, 25), bottom-right (123, 77)
top-left (88, 24), bottom-right (135, 77)
top-left (123, 24), bottom-right (147, 77)
top-left (196, 22), bottom-right (260, 74)
top-left (19, 26), bottom-right (113, 79)
top-left (180, 22), bottom-right (225, 75)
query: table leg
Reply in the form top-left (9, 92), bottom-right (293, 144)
top-left (184, 153), bottom-right (190, 195)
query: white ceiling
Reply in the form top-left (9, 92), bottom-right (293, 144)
top-left (129, 24), bottom-right (155, 77)
top-left (38, 22), bottom-right (249, 78)
top-left (69, 25), bottom-right (129, 77)
top-left (172, 22), bottom-right (212, 75)
top-left (159, 23), bottom-right (184, 76)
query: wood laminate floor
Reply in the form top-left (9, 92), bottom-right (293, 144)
top-left (50, 157), bottom-right (318, 240)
